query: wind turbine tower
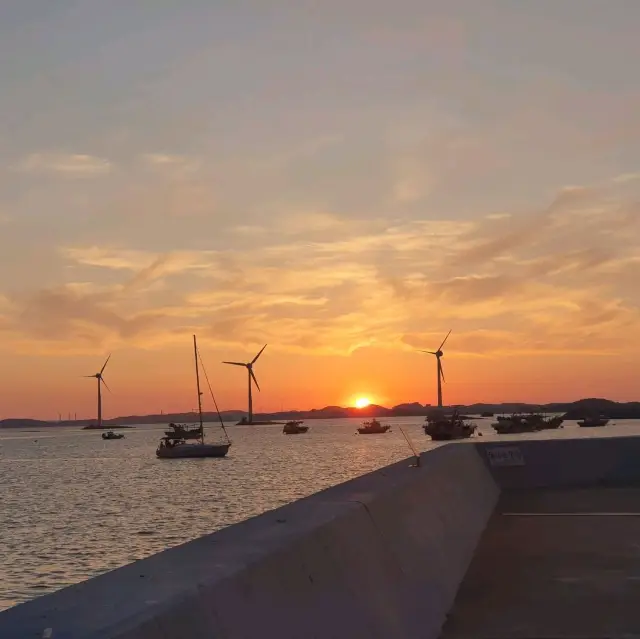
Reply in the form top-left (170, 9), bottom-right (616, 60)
top-left (84, 355), bottom-right (111, 427)
top-left (420, 330), bottom-right (451, 408)
top-left (223, 345), bottom-right (267, 424)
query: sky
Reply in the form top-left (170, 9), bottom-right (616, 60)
top-left (1, 0), bottom-right (640, 419)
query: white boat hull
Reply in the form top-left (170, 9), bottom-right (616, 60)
top-left (156, 443), bottom-right (230, 458)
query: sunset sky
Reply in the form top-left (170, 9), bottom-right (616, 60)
top-left (1, 1), bottom-right (640, 419)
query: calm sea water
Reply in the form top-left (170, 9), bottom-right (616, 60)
top-left (0, 416), bottom-right (638, 610)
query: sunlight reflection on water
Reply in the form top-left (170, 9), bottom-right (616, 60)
top-left (0, 417), bottom-right (638, 609)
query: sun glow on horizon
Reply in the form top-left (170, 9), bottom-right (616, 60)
top-left (354, 397), bottom-right (372, 409)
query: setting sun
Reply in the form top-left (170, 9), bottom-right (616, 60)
top-left (354, 397), bottom-right (371, 409)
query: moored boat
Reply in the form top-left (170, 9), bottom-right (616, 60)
top-left (492, 413), bottom-right (542, 434)
top-left (357, 418), bottom-right (391, 434)
top-left (283, 420), bottom-right (309, 434)
top-left (493, 412), bottom-right (562, 433)
top-left (424, 410), bottom-right (476, 441)
top-left (101, 431), bottom-right (124, 440)
top-left (538, 415), bottom-right (564, 430)
top-left (578, 416), bottom-right (609, 428)
top-left (157, 438), bottom-right (230, 458)
top-left (164, 422), bottom-right (202, 440)
top-left (156, 335), bottom-right (231, 460)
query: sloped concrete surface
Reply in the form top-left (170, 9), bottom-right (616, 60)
top-left (7, 434), bottom-right (640, 639)
top-left (0, 445), bottom-right (498, 639)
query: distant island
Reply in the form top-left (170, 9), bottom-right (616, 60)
top-left (2, 398), bottom-right (640, 429)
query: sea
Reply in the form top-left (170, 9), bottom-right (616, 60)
top-left (0, 416), bottom-right (637, 611)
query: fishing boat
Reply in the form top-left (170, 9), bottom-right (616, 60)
top-left (156, 336), bottom-right (231, 459)
top-left (357, 418), bottom-right (391, 434)
top-left (494, 412), bottom-right (563, 433)
top-left (537, 415), bottom-right (564, 430)
top-left (578, 416), bottom-right (609, 428)
top-left (424, 410), bottom-right (476, 441)
top-left (492, 413), bottom-right (542, 434)
top-left (283, 420), bottom-right (309, 434)
top-left (102, 431), bottom-right (124, 440)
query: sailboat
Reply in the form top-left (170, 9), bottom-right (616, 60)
top-left (156, 335), bottom-right (231, 459)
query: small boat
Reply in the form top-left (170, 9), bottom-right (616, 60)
top-left (283, 420), bottom-right (309, 434)
top-left (578, 416), bottom-right (609, 428)
top-left (102, 431), bottom-right (124, 440)
top-left (164, 423), bottom-right (202, 440)
top-left (424, 410), bottom-right (476, 441)
top-left (357, 418), bottom-right (391, 434)
top-left (157, 437), bottom-right (230, 458)
top-left (156, 335), bottom-right (231, 459)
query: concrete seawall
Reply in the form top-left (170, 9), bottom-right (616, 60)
top-left (5, 434), bottom-right (640, 638)
top-left (0, 444), bottom-right (498, 639)
top-left (477, 435), bottom-right (640, 489)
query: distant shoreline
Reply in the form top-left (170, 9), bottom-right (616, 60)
top-left (3, 398), bottom-right (640, 429)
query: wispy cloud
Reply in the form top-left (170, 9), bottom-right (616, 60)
top-left (60, 246), bottom-right (217, 275)
top-left (139, 153), bottom-right (201, 178)
top-left (612, 172), bottom-right (640, 184)
top-left (2, 181), bottom-right (639, 358)
top-left (15, 153), bottom-right (112, 177)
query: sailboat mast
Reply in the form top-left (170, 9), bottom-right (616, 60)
top-left (193, 335), bottom-right (204, 443)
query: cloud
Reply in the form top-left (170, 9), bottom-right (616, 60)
top-left (61, 246), bottom-right (217, 276)
top-left (454, 186), bottom-right (597, 267)
top-left (15, 153), bottom-right (112, 177)
top-left (139, 153), bottom-right (201, 178)
top-left (2, 182), bottom-right (639, 358)
top-left (276, 211), bottom-right (346, 235)
top-left (392, 156), bottom-right (433, 203)
top-left (612, 172), bottom-right (640, 184)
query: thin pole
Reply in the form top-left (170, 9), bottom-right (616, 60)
top-left (436, 357), bottom-right (443, 408)
top-left (97, 377), bottom-right (102, 426)
top-left (193, 335), bottom-right (204, 443)
top-left (248, 369), bottom-right (253, 423)
top-left (399, 426), bottom-right (421, 467)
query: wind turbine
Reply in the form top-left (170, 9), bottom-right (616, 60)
top-left (223, 345), bottom-right (267, 424)
top-left (420, 330), bottom-right (451, 408)
top-left (84, 355), bottom-right (111, 427)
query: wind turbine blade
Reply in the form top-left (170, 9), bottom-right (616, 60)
top-left (100, 354), bottom-right (111, 375)
top-left (419, 350), bottom-right (438, 355)
top-left (250, 369), bottom-right (261, 392)
top-left (82, 375), bottom-right (96, 378)
top-left (100, 377), bottom-right (112, 393)
top-left (438, 329), bottom-right (452, 351)
top-left (223, 361), bottom-right (247, 367)
top-left (439, 363), bottom-right (446, 384)
top-left (251, 344), bottom-right (267, 365)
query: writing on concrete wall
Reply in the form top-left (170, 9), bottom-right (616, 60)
top-left (485, 446), bottom-right (525, 467)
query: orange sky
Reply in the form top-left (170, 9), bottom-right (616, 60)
top-left (1, 3), bottom-right (640, 419)
top-left (1, 342), bottom-right (639, 420)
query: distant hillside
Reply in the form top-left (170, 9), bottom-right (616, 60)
top-left (561, 398), bottom-right (640, 420)
top-left (3, 398), bottom-right (640, 429)
top-left (0, 418), bottom-right (56, 429)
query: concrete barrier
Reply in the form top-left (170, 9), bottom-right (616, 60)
top-left (477, 435), bottom-right (640, 489)
top-left (0, 444), bottom-right (498, 639)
